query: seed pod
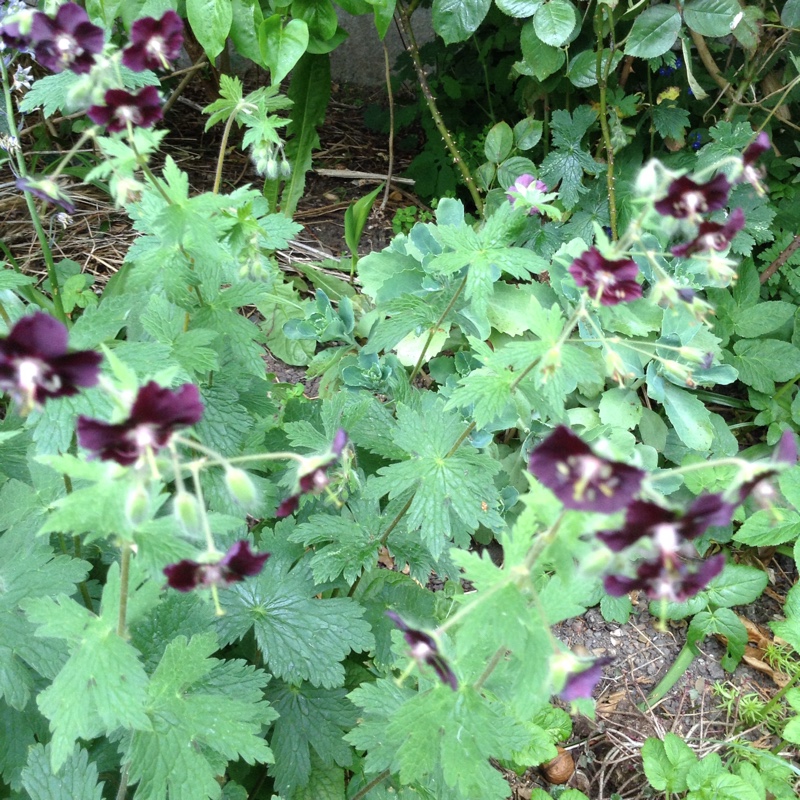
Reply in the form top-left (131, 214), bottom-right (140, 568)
top-left (541, 747), bottom-right (575, 785)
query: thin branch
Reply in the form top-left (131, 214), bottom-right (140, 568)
top-left (760, 234), bottom-right (800, 284)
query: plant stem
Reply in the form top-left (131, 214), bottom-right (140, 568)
top-left (595, 5), bottom-right (617, 240)
top-left (639, 641), bottom-right (699, 710)
top-left (213, 111), bottom-right (238, 194)
top-left (380, 39), bottom-right (395, 212)
top-left (761, 661), bottom-right (800, 718)
top-left (396, 2), bottom-right (484, 214)
top-left (408, 273), bottom-right (467, 384)
top-left (760, 234), bottom-right (800, 284)
top-left (473, 645), bottom-right (506, 691)
top-left (1, 59), bottom-right (66, 323)
top-left (117, 543), bottom-right (132, 637)
top-left (350, 769), bottom-right (391, 800)
top-left (115, 762), bottom-right (130, 800)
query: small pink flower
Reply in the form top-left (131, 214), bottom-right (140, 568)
top-left (506, 174), bottom-right (549, 215)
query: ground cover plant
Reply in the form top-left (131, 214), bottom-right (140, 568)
top-left (2, 1), bottom-right (800, 799)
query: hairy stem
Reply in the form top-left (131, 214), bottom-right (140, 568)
top-left (350, 770), bottom-right (391, 800)
top-left (380, 39), bottom-right (395, 211)
top-left (213, 111), bottom-right (238, 194)
top-left (117, 543), bottom-right (132, 637)
top-left (595, 6), bottom-right (617, 239)
top-left (396, 2), bottom-right (484, 214)
top-left (760, 234), bottom-right (800, 284)
top-left (473, 646), bottom-right (506, 691)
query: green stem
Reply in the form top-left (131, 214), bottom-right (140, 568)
top-left (350, 770), bottom-right (391, 800)
top-left (396, 2), bottom-right (484, 214)
top-left (213, 111), bottom-right (238, 194)
top-left (117, 543), bottom-right (131, 637)
top-left (408, 273), bottom-right (467, 384)
top-left (1, 59), bottom-right (66, 323)
top-left (473, 645), bottom-right (506, 691)
top-left (639, 641), bottom-right (699, 710)
top-left (761, 661), bottom-right (800, 718)
top-left (115, 762), bottom-right (129, 800)
top-left (595, 5), bottom-right (617, 240)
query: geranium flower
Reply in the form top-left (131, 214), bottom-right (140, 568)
top-left (87, 86), bottom-right (163, 133)
top-left (16, 176), bottom-right (76, 214)
top-left (164, 540), bottom-right (270, 592)
top-left (122, 10), bottom-right (184, 72)
top-left (386, 611), bottom-right (457, 690)
top-left (528, 426), bottom-right (644, 513)
top-left (0, 312), bottom-right (102, 410)
top-left (559, 656), bottom-right (613, 701)
top-left (506, 174), bottom-right (548, 215)
top-left (77, 381), bottom-right (204, 465)
top-left (597, 494), bottom-right (735, 553)
top-left (568, 247), bottom-right (642, 306)
top-left (29, 2), bottom-right (103, 74)
top-left (604, 552), bottom-right (725, 603)
top-left (0, 20), bottom-right (31, 52)
top-left (671, 208), bottom-right (745, 258)
top-left (741, 132), bottom-right (770, 191)
top-left (654, 173), bottom-right (730, 219)
top-left (276, 429), bottom-right (348, 517)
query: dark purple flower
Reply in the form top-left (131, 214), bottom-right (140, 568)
top-left (0, 20), bottom-right (32, 52)
top-left (16, 176), bottom-right (76, 215)
top-left (506, 174), bottom-right (549, 215)
top-left (77, 381), bottom-right (204, 465)
top-left (597, 494), bottom-right (735, 553)
top-left (736, 429), bottom-right (798, 504)
top-left (30, 3), bottom-right (103, 74)
top-left (654, 173), bottom-right (731, 219)
top-left (164, 540), bottom-right (270, 592)
top-left (568, 247), bottom-right (642, 306)
top-left (0, 312), bottom-right (102, 410)
top-left (743, 132), bottom-right (770, 167)
top-left (87, 86), bottom-right (163, 133)
top-left (386, 611), bottom-right (457, 690)
top-left (671, 208), bottom-right (745, 258)
top-left (604, 552), bottom-right (725, 602)
top-left (559, 656), bottom-right (613, 701)
top-left (528, 426), bottom-right (645, 514)
top-left (276, 429), bottom-right (348, 517)
top-left (122, 10), bottom-right (184, 72)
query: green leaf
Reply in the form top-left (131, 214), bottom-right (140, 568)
top-left (598, 387), bottom-right (642, 430)
top-left (186, 0), bottom-right (233, 60)
top-left (24, 589), bottom-right (152, 772)
top-left (641, 733), bottom-right (696, 793)
top-left (730, 339), bottom-right (800, 394)
top-left (683, 0), bottom-right (741, 37)
top-left (484, 121), bottom-right (514, 163)
top-left (371, 394), bottom-right (503, 558)
top-left (782, 0), bottom-right (800, 27)
top-left (388, 687), bottom-right (529, 799)
top-left (497, 0), bottom-right (543, 15)
top-left (282, 53), bottom-right (331, 215)
top-left (651, 101), bottom-right (691, 141)
top-left (705, 563), bottom-right (768, 608)
top-left (533, 0), bottom-right (576, 46)
top-left (519, 20), bottom-right (565, 80)
top-left (540, 106), bottom-right (602, 210)
top-left (21, 744), bottom-right (103, 800)
top-left (0, 270), bottom-right (35, 291)
top-left (292, 0), bottom-right (339, 40)
top-left (513, 117), bottom-right (544, 150)
top-left (123, 632), bottom-right (276, 800)
top-left (567, 49), bottom-right (623, 88)
top-left (230, 0), bottom-right (264, 64)
top-left (624, 5), bottom-right (681, 58)
top-left (689, 608), bottom-right (747, 669)
top-left (733, 509), bottom-right (800, 547)
top-left (0, 698), bottom-right (47, 791)
top-left (259, 15), bottom-right (310, 85)
top-left (432, 0), bottom-right (492, 44)
top-left (217, 559), bottom-right (374, 687)
top-left (266, 681), bottom-right (356, 795)
top-left (345, 183), bottom-right (384, 256)
top-left (660, 382), bottom-right (714, 451)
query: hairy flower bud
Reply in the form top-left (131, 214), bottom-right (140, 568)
top-left (174, 490), bottom-right (202, 534)
top-left (125, 485), bottom-right (150, 527)
top-left (225, 467), bottom-right (258, 508)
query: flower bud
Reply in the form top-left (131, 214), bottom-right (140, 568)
top-left (174, 490), bottom-right (202, 534)
top-left (264, 159), bottom-right (279, 180)
top-left (125, 485), bottom-right (150, 527)
top-left (635, 159), bottom-right (660, 197)
top-left (280, 159), bottom-right (292, 178)
top-left (225, 467), bottom-right (258, 508)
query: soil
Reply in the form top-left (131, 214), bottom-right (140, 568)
top-left (4, 75), bottom-right (800, 799)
